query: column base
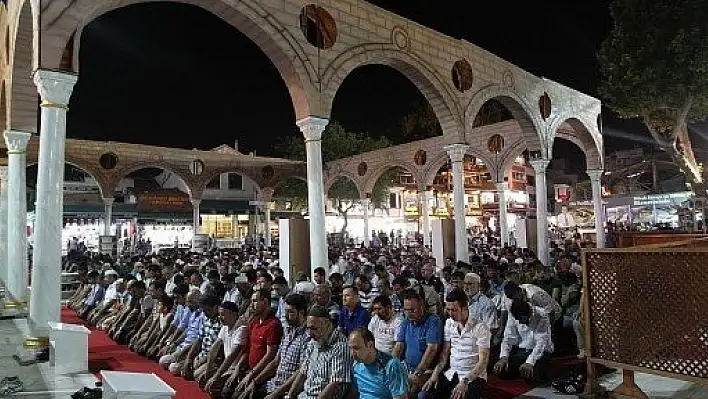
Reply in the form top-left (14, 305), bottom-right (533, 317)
top-left (1, 299), bottom-right (28, 318)
top-left (14, 336), bottom-right (50, 365)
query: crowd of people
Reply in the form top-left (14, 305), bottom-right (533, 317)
top-left (66, 233), bottom-right (589, 399)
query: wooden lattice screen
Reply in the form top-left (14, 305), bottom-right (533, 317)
top-left (583, 248), bottom-right (708, 391)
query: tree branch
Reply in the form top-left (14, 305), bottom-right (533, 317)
top-left (668, 95), bottom-right (693, 144)
top-left (641, 112), bottom-right (671, 150)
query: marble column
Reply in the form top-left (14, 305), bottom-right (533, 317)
top-left (496, 182), bottom-right (509, 245)
top-left (587, 169), bottom-right (606, 248)
top-left (103, 197), bottom-right (114, 236)
top-left (264, 205), bottom-right (272, 247)
top-left (297, 116), bottom-right (328, 274)
top-left (29, 70), bottom-right (77, 340)
top-left (419, 186), bottom-right (431, 248)
top-left (0, 166), bottom-right (8, 289)
top-left (4, 130), bottom-right (31, 303)
top-left (445, 144), bottom-right (470, 262)
top-left (530, 159), bottom-right (551, 266)
top-left (260, 188), bottom-right (274, 248)
top-left (361, 197), bottom-right (370, 247)
top-left (191, 198), bottom-right (201, 234)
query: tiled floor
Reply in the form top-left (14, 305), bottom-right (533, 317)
top-left (517, 370), bottom-right (708, 398)
top-left (0, 316), bottom-right (96, 398)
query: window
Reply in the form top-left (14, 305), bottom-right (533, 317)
top-left (206, 176), bottom-right (220, 189)
top-left (228, 173), bottom-right (243, 190)
top-left (389, 193), bottom-right (398, 208)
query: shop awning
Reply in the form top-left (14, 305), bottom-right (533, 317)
top-left (199, 199), bottom-right (253, 214)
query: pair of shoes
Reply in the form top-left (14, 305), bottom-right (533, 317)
top-left (551, 372), bottom-right (586, 395)
top-left (70, 387), bottom-right (102, 399)
top-left (0, 376), bottom-right (24, 396)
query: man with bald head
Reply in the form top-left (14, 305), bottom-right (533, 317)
top-left (312, 283), bottom-right (340, 322)
top-left (267, 305), bottom-right (353, 399)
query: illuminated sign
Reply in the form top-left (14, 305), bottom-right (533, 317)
top-left (632, 192), bottom-right (691, 206)
top-left (137, 191), bottom-right (191, 212)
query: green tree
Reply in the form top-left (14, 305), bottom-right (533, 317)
top-left (598, 0), bottom-right (708, 195)
top-left (400, 101), bottom-right (442, 141)
top-left (273, 121), bottom-right (392, 232)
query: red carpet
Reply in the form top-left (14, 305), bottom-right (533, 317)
top-left (61, 307), bottom-right (209, 399)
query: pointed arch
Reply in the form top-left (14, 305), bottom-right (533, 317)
top-left (422, 149), bottom-right (494, 187)
top-left (324, 169), bottom-right (363, 198)
top-left (196, 167), bottom-right (263, 197)
top-left (465, 85), bottom-right (543, 155)
top-left (26, 160), bottom-right (109, 199)
top-left (322, 45), bottom-right (462, 141)
top-left (111, 162), bottom-right (195, 198)
top-left (549, 116), bottom-right (603, 170)
top-left (9, 0), bottom-right (39, 133)
top-left (40, 0), bottom-right (316, 119)
top-left (362, 161), bottom-right (422, 195)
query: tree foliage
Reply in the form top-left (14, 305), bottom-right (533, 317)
top-left (598, 0), bottom-right (708, 194)
top-left (400, 101), bottom-right (442, 141)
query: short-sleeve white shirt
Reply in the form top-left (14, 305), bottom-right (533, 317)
top-left (218, 324), bottom-right (247, 358)
top-left (443, 317), bottom-right (491, 381)
top-left (368, 314), bottom-right (402, 355)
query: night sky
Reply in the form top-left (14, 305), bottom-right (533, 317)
top-left (66, 0), bottom-right (638, 169)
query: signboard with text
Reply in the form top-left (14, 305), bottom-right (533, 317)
top-left (136, 191), bottom-right (191, 212)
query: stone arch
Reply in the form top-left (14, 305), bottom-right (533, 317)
top-left (40, 0), bottom-right (316, 119)
top-left (110, 162), bottom-right (195, 198)
top-left (362, 161), bottom-right (422, 195)
top-left (499, 139), bottom-right (529, 181)
top-left (26, 160), bottom-right (110, 199)
top-left (9, 0), bottom-right (39, 133)
top-left (322, 45), bottom-right (462, 140)
top-left (465, 85), bottom-right (543, 155)
top-left (549, 116), bottom-right (603, 170)
top-left (196, 167), bottom-right (263, 197)
top-left (324, 169), bottom-right (363, 198)
top-left (422, 149), bottom-right (494, 187)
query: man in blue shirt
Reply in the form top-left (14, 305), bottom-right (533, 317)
top-left (338, 285), bottom-right (370, 336)
top-left (392, 289), bottom-right (442, 395)
top-left (350, 327), bottom-right (408, 399)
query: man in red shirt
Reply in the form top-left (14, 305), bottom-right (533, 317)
top-left (230, 288), bottom-right (283, 397)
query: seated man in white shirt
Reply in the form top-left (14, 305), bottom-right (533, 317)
top-left (368, 295), bottom-right (402, 355)
top-left (221, 273), bottom-right (242, 308)
top-left (493, 296), bottom-right (553, 383)
top-left (423, 288), bottom-right (490, 399)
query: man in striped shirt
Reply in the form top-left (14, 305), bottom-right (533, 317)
top-left (271, 305), bottom-right (354, 399)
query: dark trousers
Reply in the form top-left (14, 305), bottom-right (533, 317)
top-left (498, 347), bottom-right (552, 384)
top-left (420, 373), bottom-right (487, 399)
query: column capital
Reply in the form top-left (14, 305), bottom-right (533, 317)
top-left (0, 165), bottom-right (7, 181)
top-left (586, 169), bottom-right (604, 182)
top-left (260, 187), bottom-right (275, 203)
top-left (33, 69), bottom-right (77, 106)
top-left (102, 197), bottom-right (115, 206)
top-left (297, 116), bottom-right (328, 142)
top-left (360, 197), bottom-right (371, 205)
top-left (444, 143), bottom-right (470, 163)
top-left (190, 198), bottom-right (202, 207)
top-left (4, 130), bottom-right (31, 154)
top-left (530, 158), bottom-right (551, 174)
top-left (495, 182), bottom-right (507, 191)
